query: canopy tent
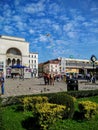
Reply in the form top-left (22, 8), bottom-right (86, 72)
top-left (10, 64), bottom-right (26, 68)
top-left (10, 65), bottom-right (31, 78)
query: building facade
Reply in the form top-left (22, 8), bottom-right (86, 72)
top-left (38, 59), bottom-right (60, 75)
top-left (29, 53), bottom-right (38, 77)
top-left (39, 57), bottom-right (98, 76)
top-left (43, 60), bottom-right (60, 74)
top-left (60, 57), bottom-right (98, 75)
top-left (0, 35), bottom-right (38, 77)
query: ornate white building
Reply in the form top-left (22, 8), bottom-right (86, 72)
top-left (0, 35), bottom-right (38, 77)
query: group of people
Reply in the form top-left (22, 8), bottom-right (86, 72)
top-left (0, 72), bottom-right (4, 95)
top-left (43, 73), bottom-right (55, 85)
top-left (86, 73), bottom-right (96, 83)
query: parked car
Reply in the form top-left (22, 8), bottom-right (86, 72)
top-left (78, 74), bottom-right (84, 79)
top-left (67, 78), bottom-right (78, 91)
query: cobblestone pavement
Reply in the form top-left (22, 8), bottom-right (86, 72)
top-left (0, 78), bottom-right (98, 98)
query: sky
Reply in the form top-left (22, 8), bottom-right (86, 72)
top-left (0, 0), bottom-right (98, 63)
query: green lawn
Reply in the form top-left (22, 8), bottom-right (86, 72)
top-left (1, 95), bottom-right (98, 130)
top-left (1, 105), bottom-right (32, 130)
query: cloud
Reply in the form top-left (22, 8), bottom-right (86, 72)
top-left (29, 29), bottom-right (35, 34)
top-left (3, 25), bottom-right (14, 34)
top-left (13, 15), bottom-right (22, 22)
top-left (23, 2), bottom-right (45, 14)
top-left (0, 0), bottom-right (98, 62)
top-left (67, 32), bottom-right (76, 38)
top-left (74, 15), bottom-right (85, 21)
top-left (39, 34), bottom-right (48, 42)
top-left (63, 23), bottom-right (73, 32)
top-left (82, 22), bottom-right (93, 27)
top-left (0, 16), bottom-right (4, 23)
top-left (52, 24), bottom-right (60, 31)
top-left (90, 7), bottom-right (98, 12)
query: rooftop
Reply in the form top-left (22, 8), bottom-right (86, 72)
top-left (0, 35), bottom-right (26, 42)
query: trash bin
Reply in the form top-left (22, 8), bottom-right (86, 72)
top-left (67, 78), bottom-right (78, 91)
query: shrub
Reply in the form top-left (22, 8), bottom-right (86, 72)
top-left (78, 100), bottom-right (98, 120)
top-left (1, 96), bottom-right (20, 106)
top-left (34, 103), bottom-right (66, 130)
top-left (67, 90), bottom-right (98, 98)
top-left (48, 93), bottom-right (75, 119)
top-left (20, 96), bottom-right (48, 111)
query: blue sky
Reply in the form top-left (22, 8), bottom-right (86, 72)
top-left (0, 0), bottom-right (98, 63)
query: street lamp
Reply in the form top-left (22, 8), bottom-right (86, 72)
top-left (90, 55), bottom-right (97, 82)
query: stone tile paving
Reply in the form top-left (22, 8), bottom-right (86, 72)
top-left (0, 78), bottom-right (98, 98)
top-left (1, 78), bottom-right (67, 97)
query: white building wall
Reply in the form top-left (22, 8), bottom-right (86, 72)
top-left (49, 63), bottom-right (60, 74)
top-left (0, 36), bottom-right (29, 66)
top-left (29, 53), bottom-right (38, 77)
top-left (43, 63), bottom-right (60, 74)
top-left (0, 35), bottom-right (31, 77)
top-left (60, 58), bottom-right (66, 73)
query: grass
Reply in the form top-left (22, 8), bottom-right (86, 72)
top-left (1, 95), bottom-right (98, 130)
top-left (48, 116), bottom-right (98, 130)
top-left (48, 95), bottom-right (98, 130)
top-left (1, 105), bottom-right (32, 130)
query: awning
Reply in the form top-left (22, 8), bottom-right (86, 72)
top-left (10, 65), bottom-right (26, 68)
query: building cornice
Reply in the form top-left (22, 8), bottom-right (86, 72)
top-left (0, 35), bottom-right (28, 43)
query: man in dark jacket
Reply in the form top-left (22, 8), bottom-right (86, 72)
top-left (0, 72), bottom-right (5, 95)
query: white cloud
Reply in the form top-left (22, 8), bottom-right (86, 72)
top-left (67, 32), bottom-right (76, 38)
top-left (14, 0), bottom-right (20, 6)
top-left (49, 3), bottom-right (60, 13)
top-left (90, 7), bottom-right (98, 11)
top-left (39, 34), bottom-right (48, 42)
top-left (4, 26), bottom-right (14, 34)
top-left (0, 16), bottom-right (4, 23)
top-left (53, 24), bottom-right (60, 31)
top-left (16, 21), bottom-right (27, 31)
top-left (63, 23), bottom-right (73, 32)
top-left (29, 29), bottom-right (35, 34)
top-left (46, 45), bottom-right (52, 49)
top-left (55, 40), bottom-right (69, 46)
top-left (91, 19), bottom-right (98, 24)
top-left (75, 15), bottom-right (85, 21)
top-left (13, 15), bottom-right (22, 22)
top-left (82, 22), bottom-right (93, 27)
top-left (24, 2), bottom-right (45, 14)
top-left (59, 15), bottom-right (69, 21)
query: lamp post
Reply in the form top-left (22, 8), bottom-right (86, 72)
top-left (90, 55), bottom-right (97, 83)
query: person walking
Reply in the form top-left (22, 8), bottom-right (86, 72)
top-left (50, 73), bottom-right (55, 85)
top-left (0, 72), bottom-right (5, 95)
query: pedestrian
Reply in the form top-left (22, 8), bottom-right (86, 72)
top-left (91, 74), bottom-right (96, 83)
top-left (0, 72), bottom-right (5, 95)
top-left (50, 73), bottom-right (55, 85)
top-left (43, 73), bottom-right (48, 85)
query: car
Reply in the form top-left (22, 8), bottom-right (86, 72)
top-left (78, 74), bottom-right (84, 79)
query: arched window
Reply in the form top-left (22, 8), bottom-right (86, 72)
top-left (17, 59), bottom-right (20, 65)
top-left (12, 59), bottom-right (15, 66)
top-left (6, 48), bottom-right (21, 56)
top-left (7, 58), bottom-right (11, 66)
top-left (6, 48), bottom-right (22, 66)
